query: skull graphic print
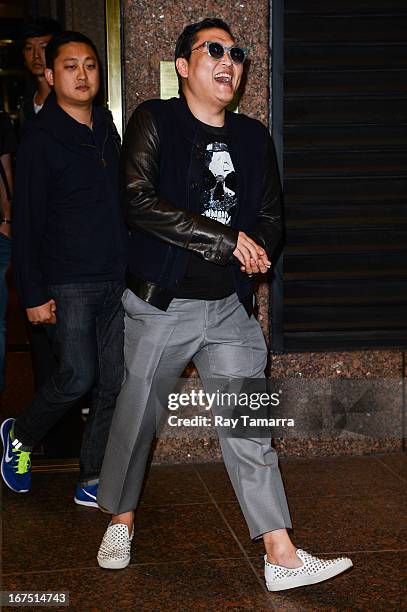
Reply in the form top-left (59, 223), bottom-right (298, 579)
top-left (201, 142), bottom-right (237, 226)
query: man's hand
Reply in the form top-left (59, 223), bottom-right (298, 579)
top-left (233, 231), bottom-right (271, 275)
top-left (246, 253), bottom-right (272, 275)
top-left (26, 300), bottom-right (57, 325)
top-left (0, 223), bottom-right (11, 239)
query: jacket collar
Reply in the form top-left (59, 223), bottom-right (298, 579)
top-left (37, 91), bottom-right (106, 143)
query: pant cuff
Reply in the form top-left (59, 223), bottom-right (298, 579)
top-left (79, 477), bottom-right (99, 487)
top-left (251, 521), bottom-right (293, 541)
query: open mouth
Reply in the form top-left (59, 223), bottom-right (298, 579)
top-left (214, 72), bottom-right (233, 85)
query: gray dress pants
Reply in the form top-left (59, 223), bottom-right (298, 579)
top-left (98, 290), bottom-right (292, 539)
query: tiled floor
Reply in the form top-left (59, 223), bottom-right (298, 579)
top-left (2, 454), bottom-right (406, 611)
top-left (2, 280), bottom-right (407, 610)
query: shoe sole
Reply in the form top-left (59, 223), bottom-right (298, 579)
top-left (0, 419), bottom-right (29, 494)
top-left (97, 556), bottom-right (130, 570)
top-left (266, 558), bottom-right (353, 591)
top-left (74, 496), bottom-right (98, 508)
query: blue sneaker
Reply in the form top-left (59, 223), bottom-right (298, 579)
top-left (1, 418), bottom-right (32, 493)
top-left (74, 482), bottom-right (98, 508)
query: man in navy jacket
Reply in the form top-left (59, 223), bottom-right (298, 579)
top-left (1, 32), bottom-right (127, 508)
top-left (96, 18), bottom-right (352, 589)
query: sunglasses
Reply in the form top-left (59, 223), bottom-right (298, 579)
top-left (191, 41), bottom-right (248, 65)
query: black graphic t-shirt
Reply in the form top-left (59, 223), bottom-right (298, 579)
top-left (175, 122), bottom-right (237, 300)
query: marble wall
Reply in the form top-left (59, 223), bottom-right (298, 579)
top-left (122, 0), bottom-right (270, 123)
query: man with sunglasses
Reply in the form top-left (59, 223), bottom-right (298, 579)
top-left (96, 18), bottom-right (352, 590)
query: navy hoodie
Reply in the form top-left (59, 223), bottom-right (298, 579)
top-left (13, 92), bottom-right (127, 308)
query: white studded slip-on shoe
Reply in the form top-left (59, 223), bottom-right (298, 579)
top-left (265, 548), bottom-right (353, 591)
top-left (97, 522), bottom-right (134, 570)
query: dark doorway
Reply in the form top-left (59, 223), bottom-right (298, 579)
top-left (271, 0), bottom-right (407, 352)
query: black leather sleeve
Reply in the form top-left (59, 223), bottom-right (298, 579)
top-left (121, 106), bottom-right (238, 266)
top-left (249, 134), bottom-right (283, 260)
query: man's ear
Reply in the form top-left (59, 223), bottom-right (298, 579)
top-left (44, 68), bottom-right (54, 87)
top-left (175, 57), bottom-right (189, 79)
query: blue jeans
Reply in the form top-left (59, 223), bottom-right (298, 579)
top-left (0, 233), bottom-right (11, 392)
top-left (14, 281), bottom-right (125, 483)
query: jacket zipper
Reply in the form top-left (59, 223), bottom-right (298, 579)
top-left (81, 125), bottom-right (109, 167)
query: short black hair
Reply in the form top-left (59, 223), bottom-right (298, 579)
top-left (20, 17), bottom-right (62, 44)
top-left (175, 18), bottom-right (233, 62)
top-left (45, 31), bottom-right (99, 70)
